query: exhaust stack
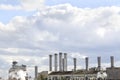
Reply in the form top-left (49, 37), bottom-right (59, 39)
top-left (59, 52), bottom-right (62, 71)
top-left (49, 55), bottom-right (52, 71)
top-left (111, 56), bottom-right (114, 68)
top-left (97, 57), bottom-right (101, 71)
top-left (54, 53), bottom-right (58, 72)
top-left (35, 66), bottom-right (38, 80)
top-left (64, 53), bottom-right (67, 71)
top-left (85, 57), bottom-right (89, 71)
top-left (73, 58), bottom-right (77, 71)
top-left (62, 58), bottom-right (65, 71)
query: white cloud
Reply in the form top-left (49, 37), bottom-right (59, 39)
top-left (1, 4), bottom-right (120, 56)
top-left (0, 48), bottom-right (19, 54)
top-left (0, 0), bottom-right (45, 11)
top-left (20, 0), bottom-right (45, 11)
top-left (96, 28), bottom-right (106, 38)
top-left (0, 22), bottom-right (15, 31)
top-left (33, 31), bottom-right (59, 42)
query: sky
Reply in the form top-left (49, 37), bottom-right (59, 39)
top-left (1, 0), bottom-right (120, 79)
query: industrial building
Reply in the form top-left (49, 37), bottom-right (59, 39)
top-left (46, 52), bottom-right (120, 80)
top-left (106, 56), bottom-right (120, 80)
top-left (8, 61), bottom-right (28, 80)
top-left (37, 71), bottom-right (48, 80)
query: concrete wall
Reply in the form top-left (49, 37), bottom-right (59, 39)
top-left (107, 67), bottom-right (120, 79)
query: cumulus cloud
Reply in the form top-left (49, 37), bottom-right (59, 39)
top-left (20, 0), bottom-right (45, 11)
top-left (0, 22), bottom-right (15, 31)
top-left (1, 4), bottom-right (120, 78)
top-left (0, 0), bottom-right (45, 11)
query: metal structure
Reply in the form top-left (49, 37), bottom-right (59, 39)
top-left (111, 56), bottom-right (114, 68)
top-left (49, 55), bottom-right (52, 71)
top-left (35, 66), bottom-right (38, 80)
top-left (59, 52), bottom-right (62, 72)
top-left (97, 57), bottom-right (101, 71)
top-left (54, 53), bottom-right (58, 72)
top-left (85, 57), bottom-right (89, 71)
top-left (64, 53), bottom-right (67, 71)
top-left (73, 58), bottom-right (77, 71)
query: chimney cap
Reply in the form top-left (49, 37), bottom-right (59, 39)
top-left (12, 61), bottom-right (18, 65)
top-left (110, 56), bottom-right (114, 58)
top-left (59, 52), bottom-right (62, 54)
top-left (55, 53), bottom-right (57, 55)
top-left (74, 58), bottom-right (76, 59)
top-left (49, 55), bottom-right (52, 56)
top-left (64, 53), bottom-right (67, 55)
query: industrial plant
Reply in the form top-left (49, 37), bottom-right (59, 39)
top-left (7, 52), bottom-right (120, 80)
top-left (45, 52), bottom-right (120, 80)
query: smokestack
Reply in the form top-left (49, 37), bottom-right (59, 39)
top-left (64, 53), bottom-right (67, 71)
top-left (62, 58), bottom-right (65, 72)
top-left (111, 56), bottom-right (114, 68)
top-left (85, 57), bottom-right (89, 71)
top-left (97, 57), bottom-right (101, 71)
top-left (54, 53), bottom-right (58, 72)
top-left (73, 58), bottom-right (76, 71)
top-left (35, 66), bottom-right (38, 80)
top-left (59, 52), bottom-right (62, 71)
top-left (49, 55), bottom-right (52, 71)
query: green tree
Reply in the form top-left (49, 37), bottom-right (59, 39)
top-left (61, 77), bottom-right (67, 80)
top-left (37, 75), bottom-right (47, 80)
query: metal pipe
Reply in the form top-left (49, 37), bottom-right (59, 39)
top-left (97, 56), bottom-right (101, 71)
top-left (73, 58), bottom-right (76, 71)
top-left (62, 58), bottom-right (65, 72)
top-left (59, 52), bottom-right (62, 71)
top-left (35, 66), bottom-right (38, 80)
top-left (49, 55), bottom-right (52, 71)
top-left (54, 53), bottom-right (58, 72)
top-left (85, 57), bottom-right (89, 71)
top-left (64, 53), bottom-right (67, 71)
top-left (111, 56), bottom-right (114, 68)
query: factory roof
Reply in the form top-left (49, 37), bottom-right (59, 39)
top-left (49, 70), bottom-right (102, 75)
top-left (106, 67), bottom-right (120, 69)
top-left (49, 71), bottom-right (72, 75)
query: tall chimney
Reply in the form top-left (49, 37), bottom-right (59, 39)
top-left (111, 56), bottom-right (114, 68)
top-left (59, 52), bottom-right (62, 71)
top-left (35, 66), bottom-right (38, 80)
top-left (54, 53), bottom-right (58, 72)
top-left (62, 58), bottom-right (65, 72)
top-left (49, 55), bottom-right (52, 71)
top-left (97, 57), bottom-right (101, 71)
top-left (85, 57), bottom-right (89, 71)
top-left (73, 58), bottom-right (76, 71)
top-left (64, 53), bottom-right (67, 71)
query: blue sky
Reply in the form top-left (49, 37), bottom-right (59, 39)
top-left (1, 0), bottom-right (120, 79)
top-left (45, 0), bottom-right (120, 7)
top-left (0, 0), bottom-right (20, 5)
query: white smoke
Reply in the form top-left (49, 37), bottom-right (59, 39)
top-left (17, 70), bottom-right (27, 80)
top-left (97, 72), bottom-right (107, 79)
top-left (9, 70), bottom-right (27, 80)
